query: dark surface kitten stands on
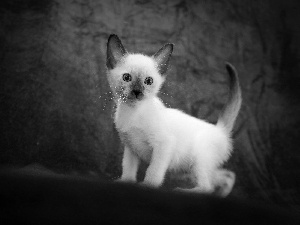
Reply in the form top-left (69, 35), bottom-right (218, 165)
top-left (0, 170), bottom-right (299, 225)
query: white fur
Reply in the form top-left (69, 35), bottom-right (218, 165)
top-left (115, 93), bottom-right (231, 192)
top-left (106, 37), bottom-right (239, 196)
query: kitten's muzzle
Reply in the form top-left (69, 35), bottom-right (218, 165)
top-left (130, 89), bottom-right (144, 100)
top-left (129, 79), bottom-right (144, 100)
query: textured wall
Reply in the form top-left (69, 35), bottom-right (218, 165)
top-left (0, 0), bottom-right (299, 210)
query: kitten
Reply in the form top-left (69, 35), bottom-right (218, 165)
top-left (106, 34), bottom-right (242, 196)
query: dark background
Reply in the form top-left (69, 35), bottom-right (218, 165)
top-left (0, 0), bottom-right (299, 212)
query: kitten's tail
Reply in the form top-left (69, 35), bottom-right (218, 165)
top-left (216, 63), bottom-right (242, 133)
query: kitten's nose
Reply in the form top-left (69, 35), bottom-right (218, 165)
top-left (131, 90), bottom-right (143, 99)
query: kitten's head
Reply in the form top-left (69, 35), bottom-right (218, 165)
top-left (106, 34), bottom-right (173, 104)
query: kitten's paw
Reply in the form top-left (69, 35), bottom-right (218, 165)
top-left (115, 177), bottom-right (136, 183)
top-left (139, 181), bottom-right (160, 189)
top-left (214, 169), bottom-right (236, 197)
top-left (174, 187), bottom-right (193, 192)
top-left (139, 182), bottom-right (149, 188)
top-left (174, 187), bottom-right (185, 192)
top-left (174, 187), bottom-right (213, 194)
top-left (114, 178), bottom-right (123, 183)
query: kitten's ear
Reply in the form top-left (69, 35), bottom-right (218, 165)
top-left (153, 43), bottom-right (174, 75)
top-left (106, 34), bottom-right (127, 69)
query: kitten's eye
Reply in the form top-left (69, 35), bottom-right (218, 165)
top-left (144, 77), bottom-right (153, 85)
top-left (122, 73), bottom-right (132, 82)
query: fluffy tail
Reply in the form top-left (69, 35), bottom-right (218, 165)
top-left (217, 63), bottom-right (242, 133)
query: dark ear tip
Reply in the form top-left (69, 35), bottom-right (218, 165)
top-left (108, 34), bottom-right (121, 43)
top-left (166, 43), bottom-right (174, 52)
top-left (109, 34), bottom-right (118, 38)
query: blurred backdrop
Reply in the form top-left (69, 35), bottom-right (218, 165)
top-left (0, 0), bottom-right (299, 212)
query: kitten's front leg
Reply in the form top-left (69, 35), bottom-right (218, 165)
top-left (120, 146), bottom-right (140, 182)
top-left (142, 136), bottom-right (174, 187)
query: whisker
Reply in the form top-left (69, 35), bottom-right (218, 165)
top-left (96, 91), bottom-right (115, 111)
top-left (159, 91), bottom-right (173, 108)
top-left (160, 91), bottom-right (173, 98)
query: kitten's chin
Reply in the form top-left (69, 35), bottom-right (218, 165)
top-left (120, 95), bottom-right (146, 107)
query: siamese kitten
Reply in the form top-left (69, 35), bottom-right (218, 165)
top-left (106, 34), bottom-right (242, 197)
